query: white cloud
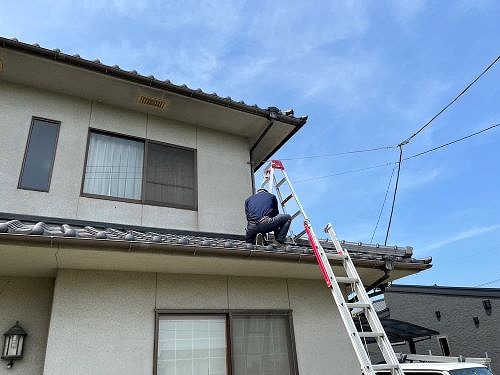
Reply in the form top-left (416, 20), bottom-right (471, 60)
top-left (399, 165), bottom-right (442, 191)
top-left (418, 223), bottom-right (500, 252)
top-left (389, 0), bottom-right (427, 24)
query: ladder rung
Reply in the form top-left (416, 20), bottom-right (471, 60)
top-left (291, 210), bottom-right (302, 220)
top-left (336, 277), bottom-right (359, 284)
top-left (346, 302), bottom-right (371, 309)
top-left (276, 178), bottom-right (287, 187)
top-left (293, 229), bottom-right (307, 241)
top-left (372, 364), bottom-right (399, 371)
top-left (358, 331), bottom-right (384, 338)
top-left (328, 253), bottom-right (348, 261)
top-left (281, 194), bottom-right (293, 205)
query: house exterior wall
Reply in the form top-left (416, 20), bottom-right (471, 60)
top-left (0, 277), bottom-right (54, 375)
top-left (42, 269), bottom-right (360, 375)
top-left (385, 291), bottom-right (499, 373)
top-left (0, 81), bottom-right (252, 235)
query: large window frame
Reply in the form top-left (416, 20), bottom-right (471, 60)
top-left (154, 309), bottom-right (299, 375)
top-left (18, 117), bottom-right (61, 192)
top-left (80, 129), bottom-right (197, 210)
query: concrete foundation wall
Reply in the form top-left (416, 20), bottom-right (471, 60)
top-left (0, 277), bottom-right (54, 375)
top-left (0, 82), bottom-right (252, 234)
top-left (43, 269), bottom-right (359, 375)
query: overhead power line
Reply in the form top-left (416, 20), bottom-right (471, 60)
top-left (474, 277), bottom-right (500, 287)
top-left (403, 123), bottom-right (500, 161)
top-left (370, 166), bottom-right (396, 243)
top-left (293, 162), bottom-right (393, 183)
top-left (276, 145), bottom-right (395, 161)
top-left (384, 146), bottom-right (403, 245)
top-left (293, 122), bottom-right (499, 183)
top-left (400, 55), bottom-right (500, 146)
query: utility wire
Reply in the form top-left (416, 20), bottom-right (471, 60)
top-left (384, 146), bottom-right (403, 245)
top-left (400, 55), bottom-right (500, 145)
top-left (474, 277), bottom-right (500, 287)
top-left (403, 123), bottom-right (500, 161)
top-left (293, 162), bottom-right (393, 183)
top-left (293, 122), bottom-right (499, 183)
top-left (370, 165), bottom-right (396, 243)
top-left (275, 145), bottom-right (395, 161)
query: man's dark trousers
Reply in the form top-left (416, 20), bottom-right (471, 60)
top-left (245, 214), bottom-right (291, 244)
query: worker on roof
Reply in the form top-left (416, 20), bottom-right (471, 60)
top-left (244, 188), bottom-right (291, 249)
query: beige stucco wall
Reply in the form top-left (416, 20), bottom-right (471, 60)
top-left (0, 277), bottom-right (54, 375)
top-left (43, 269), bottom-right (359, 375)
top-left (0, 81), bottom-right (252, 234)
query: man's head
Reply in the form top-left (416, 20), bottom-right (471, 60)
top-left (257, 188), bottom-right (268, 193)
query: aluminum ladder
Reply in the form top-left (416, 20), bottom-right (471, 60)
top-left (260, 160), bottom-right (404, 375)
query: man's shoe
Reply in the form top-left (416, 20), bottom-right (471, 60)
top-left (255, 233), bottom-right (265, 246)
top-left (271, 240), bottom-right (286, 250)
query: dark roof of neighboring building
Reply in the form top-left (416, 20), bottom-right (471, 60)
top-left (0, 36), bottom-right (306, 127)
top-left (387, 284), bottom-right (500, 298)
top-left (0, 213), bottom-right (432, 269)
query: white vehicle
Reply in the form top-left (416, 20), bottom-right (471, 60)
top-left (377, 362), bottom-right (495, 375)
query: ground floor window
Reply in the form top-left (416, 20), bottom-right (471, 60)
top-left (155, 310), bottom-right (298, 375)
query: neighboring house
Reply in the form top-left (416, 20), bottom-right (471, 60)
top-left (385, 284), bottom-right (500, 373)
top-left (0, 37), bottom-right (432, 375)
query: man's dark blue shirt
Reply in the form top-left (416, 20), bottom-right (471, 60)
top-left (245, 190), bottom-right (279, 221)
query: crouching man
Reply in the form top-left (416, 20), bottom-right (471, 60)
top-left (244, 188), bottom-right (291, 249)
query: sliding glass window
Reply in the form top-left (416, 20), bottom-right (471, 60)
top-left (155, 311), bottom-right (297, 375)
top-left (82, 130), bottom-right (197, 209)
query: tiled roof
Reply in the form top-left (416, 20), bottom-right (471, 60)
top-left (0, 217), bottom-right (432, 268)
top-left (0, 37), bottom-right (307, 127)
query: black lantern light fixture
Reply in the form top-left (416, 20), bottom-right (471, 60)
top-left (435, 310), bottom-right (441, 320)
top-left (2, 322), bottom-right (27, 369)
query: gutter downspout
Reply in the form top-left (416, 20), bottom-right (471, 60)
top-left (365, 256), bottom-right (395, 292)
top-left (348, 256), bottom-right (395, 303)
top-left (249, 119), bottom-right (274, 193)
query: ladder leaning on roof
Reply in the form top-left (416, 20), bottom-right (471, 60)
top-left (260, 160), bottom-right (404, 375)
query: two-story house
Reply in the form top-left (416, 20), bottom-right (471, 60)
top-left (0, 37), bottom-right (432, 375)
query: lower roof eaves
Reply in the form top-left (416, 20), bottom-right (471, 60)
top-left (0, 214), bottom-right (431, 284)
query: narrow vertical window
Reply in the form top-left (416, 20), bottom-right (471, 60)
top-left (438, 336), bottom-right (451, 356)
top-left (18, 118), bottom-right (60, 192)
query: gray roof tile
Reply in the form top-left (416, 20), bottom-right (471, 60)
top-left (0, 37), bottom-right (307, 127)
top-left (0, 218), bottom-right (432, 267)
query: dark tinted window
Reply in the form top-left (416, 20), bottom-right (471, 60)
top-left (449, 368), bottom-right (494, 375)
top-left (439, 337), bottom-right (451, 356)
top-left (145, 142), bottom-right (196, 209)
top-left (19, 118), bottom-right (60, 191)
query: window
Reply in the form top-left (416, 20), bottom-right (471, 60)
top-left (438, 336), bottom-right (451, 356)
top-left (449, 368), bottom-right (494, 375)
top-left (155, 311), bottom-right (298, 375)
top-left (82, 130), bottom-right (196, 209)
top-left (18, 117), bottom-right (60, 192)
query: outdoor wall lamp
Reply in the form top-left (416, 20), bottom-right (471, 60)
top-left (1, 322), bottom-right (27, 369)
top-left (435, 310), bottom-right (441, 320)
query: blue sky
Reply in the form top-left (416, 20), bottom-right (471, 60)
top-left (2, 0), bottom-right (499, 287)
